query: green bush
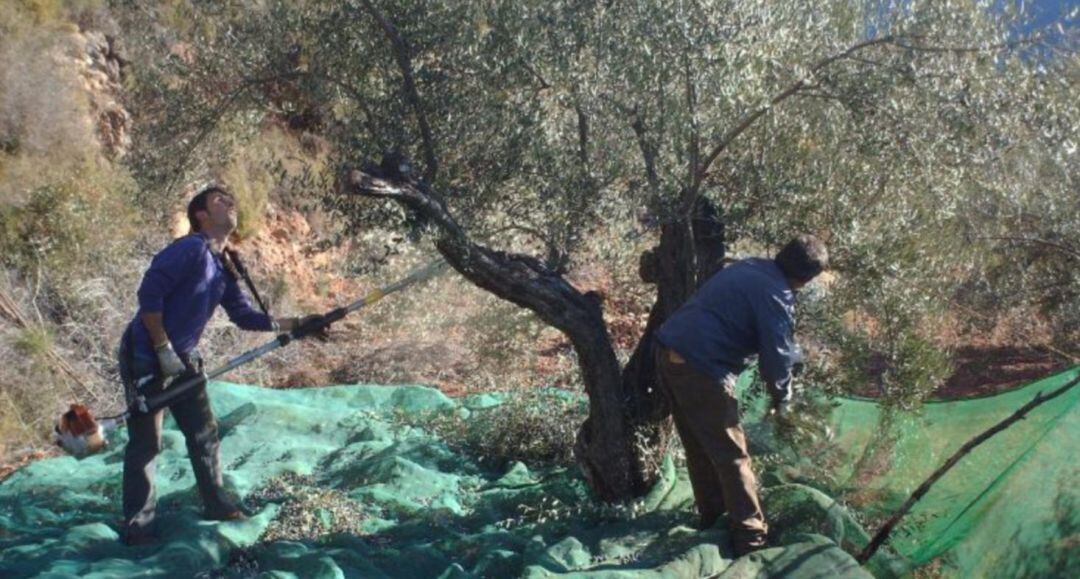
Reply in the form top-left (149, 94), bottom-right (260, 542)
top-left (0, 161), bottom-right (138, 281)
top-left (13, 325), bottom-right (52, 359)
top-left (817, 312), bottom-right (952, 411)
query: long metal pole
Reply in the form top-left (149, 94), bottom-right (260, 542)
top-left (119, 258), bottom-right (448, 422)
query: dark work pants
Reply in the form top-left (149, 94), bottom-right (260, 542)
top-left (119, 344), bottom-right (235, 534)
top-left (655, 346), bottom-right (768, 547)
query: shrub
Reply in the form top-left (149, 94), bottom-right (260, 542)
top-left (13, 325), bottom-right (52, 359)
top-left (1, 161), bottom-right (138, 279)
top-left (407, 389), bottom-right (587, 469)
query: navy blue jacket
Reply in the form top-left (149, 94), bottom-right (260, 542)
top-left (657, 257), bottom-right (797, 400)
top-left (127, 234), bottom-right (273, 361)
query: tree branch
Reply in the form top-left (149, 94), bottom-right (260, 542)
top-left (684, 51), bottom-right (701, 191)
top-left (344, 167), bottom-right (602, 338)
top-left (301, 70), bottom-right (378, 133)
top-left (886, 31), bottom-right (1050, 54)
top-left (689, 29), bottom-right (1053, 210)
top-left (484, 224), bottom-right (566, 272)
top-left (164, 72), bottom-right (286, 193)
top-left (600, 94), bottom-right (661, 195)
top-left (975, 235), bottom-right (1080, 261)
top-left (357, 0), bottom-right (439, 182)
top-left (521, 61), bottom-right (552, 90)
top-left (857, 373), bottom-right (1080, 564)
top-left (344, 161), bottom-right (635, 499)
top-left (630, 107), bottom-right (661, 195)
top-left (694, 35), bottom-right (896, 194)
top-left (575, 102), bottom-right (590, 170)
top-left (162, 66), bottom-right (376, 193)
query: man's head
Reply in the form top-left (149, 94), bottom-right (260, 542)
top-left (775, 234), bottom-right (828, 289)
top-left (187, 186), bottom-right (237, 235)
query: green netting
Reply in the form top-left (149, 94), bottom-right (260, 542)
top-left (0, 366), bottom-right (1076, 578)
top-left (0, 382), bottom-right (869, 578)
top-left (788, 366), bottom-right (1079, 578)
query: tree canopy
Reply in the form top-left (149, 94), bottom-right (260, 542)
top-left (119, 0), bottom-right (1079, 498)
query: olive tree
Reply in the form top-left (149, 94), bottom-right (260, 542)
top-left (118, 0), bottom-right (1078, 500)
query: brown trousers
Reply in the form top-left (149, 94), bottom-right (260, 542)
top-left (656, 346), bottom-right (768, 544)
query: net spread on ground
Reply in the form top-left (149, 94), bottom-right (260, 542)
top-left (1, 366), bottom-right (1076, 578)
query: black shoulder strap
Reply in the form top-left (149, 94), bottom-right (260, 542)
top-left (221, 247), bottom-right (271, 317)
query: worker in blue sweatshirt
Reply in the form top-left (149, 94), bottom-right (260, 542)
top-left (656, 234), bottom-right (827, 556)
top-left (118, 185), bottom-right (330, 545)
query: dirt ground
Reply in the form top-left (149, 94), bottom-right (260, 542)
top-left (0, 449), bottom-right (51, 483)
top-left (933, 345), bottom-right (1071, 399)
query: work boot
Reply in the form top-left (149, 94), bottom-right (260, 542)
top-left (695, 513), bottom-right (721, 530)
top-left (204, 504), bottom-right (248, 522)
top-left (121, 525), bottom-right (158, 547)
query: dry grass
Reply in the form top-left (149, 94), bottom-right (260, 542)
top-left (0, 19), bottom-right (145, 456)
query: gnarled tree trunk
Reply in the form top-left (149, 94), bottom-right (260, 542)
top-left (346, 161), bottom-right (724, 501)
top-left (617, 197), bottom-right (727, 492)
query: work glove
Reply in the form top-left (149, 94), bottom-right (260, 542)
top-left (767, 380), bottom-right (794, 417)
top-left (294, 314), bottom-right (331, 341)
top-left (791, 344), bottom-right (806, 378)
top-left (769, 395), bottom-right (793, 417)
top-left (154, 341), bottom-right (186, 377)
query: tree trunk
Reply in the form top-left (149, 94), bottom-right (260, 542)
top-left (345, 161), bottom-right (724, 500)
top-left (619, 197), bottom-right (726, 490)
top-left (347, 163), bottom-right (635, 499)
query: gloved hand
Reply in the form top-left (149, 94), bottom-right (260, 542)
top-left (767, 382), bottom-right (793, 417)
top-left (294, 314), bottom-right (331, 341)
top-left (769, 395), bottom-right (793, 417)
top-left (154, 341), bottom-right (186, 377)
top-left (791, 344), bottom-right (806, 378)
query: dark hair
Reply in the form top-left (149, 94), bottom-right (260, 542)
top-left (775, 234), bottom-right (828, 283)
top-left (186, 186), bottom-right (230, 233)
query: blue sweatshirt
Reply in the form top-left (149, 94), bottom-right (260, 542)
top-left (127, 234), bottom-right (273, 361)
top-left (657, 257), bottom-right (797, 399)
